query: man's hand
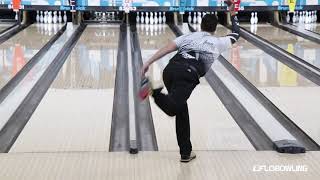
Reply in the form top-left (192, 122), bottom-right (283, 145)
top-left (141, 63), bottom-right (150, 76)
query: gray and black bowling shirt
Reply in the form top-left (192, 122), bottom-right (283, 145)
top-left (174, 31), bottom-right (234, 72)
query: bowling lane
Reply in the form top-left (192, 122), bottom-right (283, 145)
top-left (242, 24), bottom-right (320, 69)
top-left (294, 23), bottom-right (320, 34)
top-left (0, 23), bottom-right (13, 32)
top-left (10, 25), bottom-right (119, 152)
top-left (216, 25), bottom-right (320, 145)
top-left (0, 24), bottom-right (63, 90)
top-left (138, 24), bottom-right (254, 151)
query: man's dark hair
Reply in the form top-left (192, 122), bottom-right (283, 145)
top-left (201, 14), bottom-right (218, 33)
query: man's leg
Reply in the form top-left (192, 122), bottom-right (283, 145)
top-left (176, 103), bottom-right (192, 156)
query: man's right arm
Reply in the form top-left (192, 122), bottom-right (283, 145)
top-left (227, 15), bottom-right (240, 44)
top-left (226, 0), bottom-right (240, 44)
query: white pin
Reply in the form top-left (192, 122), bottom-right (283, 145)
top-left (102, 12), bottom-right (106, 21)
top-left (188, 12), bottom-right (192, 23)
top-left (48, 11), bottom-right (52, 24)
top-left (15, 11), bottom-right (18, 20)
top-left (315, 11), bottom-right (318, 22)
top-left (311, 11), bottom-right (315, 23)
top-left (154, 12), bottom-right (158, 24)
top-left (150, 12), bottom-right (154, 24)
top-left (40, 11), bottom-right (44, 23)
top-left (141, 12), bottom-right (145, 24)
top-left (112, 12), bottom-right (115, 20)
top-left (202, 12), bottom-right (206, 18)
top-left (293, 12), bottom-right (296, 23)
top-left (63, 11), bottom-right (67, 23)
top-left (163, 12), bottom-right (166, 23)
top-left (254, 12), bottom-right (258, 24)
top-left (36, 11), bottom-right (40, 23)
top-left (159, 12), bottom-right (162, 24)
top-left (193, 12), bottom-right (197, 24)
top-left (94, 12), bottom-right (98, 20)
top-left (53, 11), bottom-right (57, 23)
top-left (44, 11), bottom-right (48, 24)
top-left (58, 11), bottom-right (62, 23)
top-left (250, 12), bottom-right (254, 25)
top-left (136, 12), bottom-right (140, 23)
top-left (286, 11), bottom-right (290, 23)
top-left (306, 11), bottom-right (309, 24)
top-left (309, 11), bottom-right (312, 23)
top-left (145, 12), bottom-right (149, 24)
top-left (197, 12), bottom-right (202, 24)
top-left (299, 11), bottom-right (302, 23)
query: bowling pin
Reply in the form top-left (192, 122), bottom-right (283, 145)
top-left (250, 12), bottom-right (254, 25)
top-left (159, 12), bottom-right (162, 24)
top-left (145, 12), bottom-right (149, 24)
top-left (193, 12), bottom-right (197, 24)
top-left (311, 11), bottom-right (315, 23)
top-left (202, 12), bottom-right (206, 18)
top-left (36, 11), bottom-right (40, 23)
top-left (286, 11), bottom-right (290, 23)
top-left (63, 11), bottom-right (67, 23)
top-left (40, 11), bottom-right (44, 23)
top-left (315, 11), bottom-right (318, 22)
top-left (150, 12), bottom-right (154, 24)
top-left (197, 12), bottom-right (202, 24)
top-left (154, 12), bottom-right (158, 24)
top-left (188, 12), bottom-right (192, 24)
top-left (306, 11), bottom-right (309, 24)
top-left (48, 11), bottom-right (52, 24)
top-left (163, 12), bottom-right (166, 23)
top-left (136, 12), bottom-right (140, 23)
top-left (254, 12), bottom-right (258, 24)
top-left (53, 11), bottom-right (57, 23)
top-left (58, 11), bottom-right (62, 23)
top-left (112, 12), bottom-right (115, 20)
top-left (299, 11), bottom-right (302, 23)
top-left (15, 12), bottom-right (18, 20)
top-left (44, 11), bottom-right (48, 24)
top-left (141, 12), bottom-right (145, 24)
top-left (293, 11), bottom-right (296, 23)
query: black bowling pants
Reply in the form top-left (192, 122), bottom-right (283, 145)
top-left (152, 60), bottom-right (200, 156)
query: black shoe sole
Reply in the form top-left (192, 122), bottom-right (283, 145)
top-left (180, 155), bottom-right (196, 163)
